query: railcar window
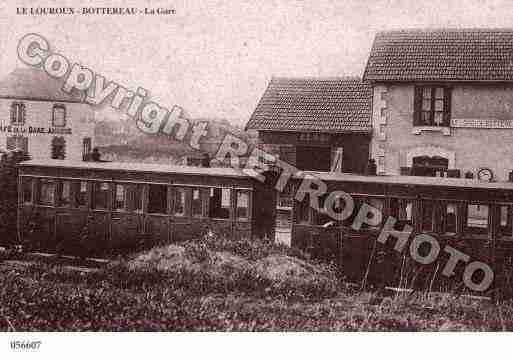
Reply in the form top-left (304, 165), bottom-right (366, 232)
top-left (173, 187), bottom-right (186, 216)
top-left (499, 205), bottom-right (512, 238)
top-left (57, 180), bottom-right (71, 207)
top-left (148, 184), bottom-right (168, 214)
top-left (368, 198), bottom-right (384, 228)
top-left (192, 188), bottom-right (203, 217)
top-left (345, 197), bottom-right (362, 226)
top-left (466, 204), bottom-right (489, 235)
top-left (236, 191), bottom-right (250, 220)
top-left (126, 184), bottom-right (143, 212)
top-left (209, 188), bottom-right (231, 219)
top-left (312, 194), bottom-right (334, 226)
top-left (114, 184), bottom-right (126, 211)
top-left (297, 194), bottom-right (310, 224)
top-left (21, 177), bottom-right (32, 204)
top-left (389, 198), bottom-right (413, 226)
top-left (324, 192), bottom-right (351, 226)
top-left (93, 182), bottom-right (110, 210)
top-left (421, 201), bottom-right (435, 232)
top-left (444, 203), bottom-right (458, 235)
top-left (74, 181), bottom-right (88, 208)
top-left (38, 179), bottom-right (55, 206)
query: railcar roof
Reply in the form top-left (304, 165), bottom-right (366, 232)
top-left (297, 171), bottom-right (513, 191)
top-left (20, 159), bottom-right (258, 179)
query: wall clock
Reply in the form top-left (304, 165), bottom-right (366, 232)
top-left (477, 168), bottom-right (494, 182)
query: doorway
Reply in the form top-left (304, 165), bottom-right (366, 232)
top-left (296, 146), bottom-right (331, 171)
top-left (412, 156), bottom-right (449, 177)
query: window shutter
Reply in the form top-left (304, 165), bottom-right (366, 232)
top-left (6, 137), bottom-right (15, 150)
top-left (10, 104), bottom-right (15, 124)
top-left (20, 137), bottom-right (28, 153)
top-left (444, 87), bottom-right (452, 126)
top-left (413, 86), bottom-right (423, 126)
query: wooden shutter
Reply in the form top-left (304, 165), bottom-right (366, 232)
top-left (19, 137), bottom-right (28, 153)
top-left (413, 86), bottom-right (423, 126)
top-left (443, 87), bottom-right (452, 126)
top-left (6, 137), bottom-right (15, 150)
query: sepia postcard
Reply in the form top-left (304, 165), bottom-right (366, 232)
top-left (1, 0), bottom-right (513, 357)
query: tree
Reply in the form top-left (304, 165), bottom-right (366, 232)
top-left (0, 150), bottom-right (31, 247)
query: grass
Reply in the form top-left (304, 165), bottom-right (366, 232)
top-left (0, 236), bottom-right (512, 331)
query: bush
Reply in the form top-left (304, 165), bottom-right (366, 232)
top-left (185, 233), bottom-right (308, 262)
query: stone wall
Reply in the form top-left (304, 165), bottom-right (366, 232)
top-left (370, 83), bottom-right (513, 181)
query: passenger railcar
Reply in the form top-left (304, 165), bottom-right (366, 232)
top-left (291, 172), bottom-right (513, 295)
top-left (18, 159), bottom-right (276, 254)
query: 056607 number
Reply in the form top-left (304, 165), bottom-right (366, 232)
top-left (10, 340), bottom-right (42, 350)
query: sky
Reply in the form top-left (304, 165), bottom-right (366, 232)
top-left (1, 0), bottom-right (513, 125)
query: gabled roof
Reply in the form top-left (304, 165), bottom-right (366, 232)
top-left (363, 29), bottom-right (513, 82)
top-left (0, 68), bottom-right (85, 102)
top-left (245, 77), bottom-right (372, 133)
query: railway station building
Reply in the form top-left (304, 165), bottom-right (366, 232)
top-left (0, 68), bottom-right (95, 161)
top-left (245, 77), bottom-right (373, 174)
top-left (364, 29), bottom-right (513, 182)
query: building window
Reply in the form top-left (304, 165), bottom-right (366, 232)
top-left (148, 184), bottom-right (167, 214)
top-left (236, 191), bottom-right (250, 220)
top-left (173, 187), bottom-right (186, 216)
top-left (209, 188), bottom-right (231, 219)
top-left (51, 137), bottom-right (66, 159)
top-left (414, 86), bottom-right (451, 127)
top-left (6, 136), bottom-right (28, 152)
top-left (52, 104), bottom-right (66, 127)
top-left (93, 182), bottom-right (110, 210)
top-left (10, 102), bottom-right (25, 126)
top-left (192, 188), bottom-right (203, 217)
top-left (114, 184), bottom-right (126, 211)
top-left (38, 179), bottom-right (56, 206)
top-left (82, 138), bottom-right (92, 161)
top-left (21, 177), bottom-right (33, 204)
top-left (57, 180), bottom-right (72, 207)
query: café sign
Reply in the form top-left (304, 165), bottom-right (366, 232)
top-left (451, 118), bottom-right (513, 129)
top-left (0, 125), bottom-right (72, 135)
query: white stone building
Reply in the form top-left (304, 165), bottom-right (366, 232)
top-left (0, 68), bottom-right (95, 161)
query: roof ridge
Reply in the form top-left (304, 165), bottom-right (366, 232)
top-left (376, 28), bottom-right (513, 35)
top-left (271, 76), bottom-right (363, 82)
top-left (365, 29), bottom-right (513, 82)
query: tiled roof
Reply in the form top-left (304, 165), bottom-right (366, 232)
top-left (0, 68), bottom-right (85, 102)
top-left (363, 29), bottom-right (513, 82)
top-left (245, 77), bottom-right (372, 133)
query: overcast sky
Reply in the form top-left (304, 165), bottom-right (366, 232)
top-left (1, 0), bottom-right (513, 125)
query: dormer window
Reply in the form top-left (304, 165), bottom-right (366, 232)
top-left (52, 104), bottom-right (66, 127)
top-left (413, 86), bottom-right (451, 127)
top-left (10, 102), bottom-right (25, 126)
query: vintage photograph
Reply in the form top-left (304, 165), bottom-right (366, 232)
top-left (2, 0), bottom-right (513, 346)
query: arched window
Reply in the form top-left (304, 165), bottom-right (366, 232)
top-left (52, 104), bottom-right (66, 127)
top-left (10, 102), bottom-right (26, 125)
top-left (51, 137), bottom-right (66, 160)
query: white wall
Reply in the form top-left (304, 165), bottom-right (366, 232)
top-left (0, 98), bottom-right (95, 161)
